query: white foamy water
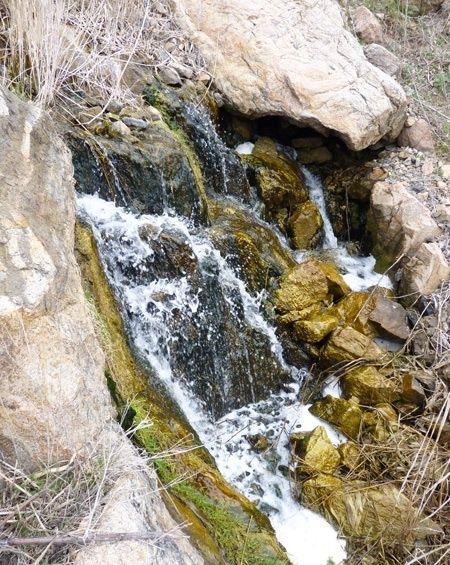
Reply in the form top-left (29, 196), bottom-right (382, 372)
top-left (302, 168), bottom-right (392, 291)
top-left (235, 141), bottom-right (255, 155)
top-left (78, 193), bottom-right (347, 565)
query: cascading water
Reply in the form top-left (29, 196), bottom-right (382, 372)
top-left (78, 193), bottom-right (347, 565)
top-left (74, 94), bottom-right (392, 565)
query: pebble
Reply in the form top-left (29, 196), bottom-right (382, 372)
top-left (122, 117), bottom-right (148, 130)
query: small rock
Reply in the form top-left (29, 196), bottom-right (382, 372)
top-left (158, 66), bottom-right (182, 86)
top-left (364, 43), bottom-right (401, 77)
top-left (309, 396), bottom-right (362, 439)
top-left (405, 115), bottom-right (416, 127)
top-left (354, 6), bottom-right (384, 45)
top-left (402, 374), bottom-right (426, 406)
top-left (421, 158), bottom-right (434, 176)
top-left (109, 120), bottom-right (131, 137)
top-left (171, 61), bottom-right (194, 79)
top-left (213, 92), bottom-right (224, 107)
top-left (397, 118), bottom-right (435, 153)
top-left (368, 295), bottom-right (410, 340)
top-left (439, 162), bottom-right (450, 179)
top-left (290, 426), bottom-right (341, 475)
top-left (197, 71), bottom-right (212, 84)
top-left (122, 117), bottom-right (148, 130)
top-left (246, 433), bottom-right (269, 452)
top-left (288, 200), bottom-right (323, 250)
top-left (106, 100), bottom-right (122, 114)
top-left (338, 442), bottom-right (361, 471)
top-left (434, 204), bottom-right (450, 223)
top-left (145, 106), bottom-right (163, 122)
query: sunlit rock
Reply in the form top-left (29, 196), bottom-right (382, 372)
top-left (309, 396), bottom-right (363, 439)
top-left (290, 426), bottom-right (341, 475)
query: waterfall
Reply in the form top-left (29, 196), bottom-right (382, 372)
top-left (72, 94), bottom-right (397, 565)
top-left (302, 167), bottom-right (392, 292)
top-left (77, 193), bottom-right (347, 565)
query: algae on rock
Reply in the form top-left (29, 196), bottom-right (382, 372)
top-left (75, 224), bottom-right (289, 565)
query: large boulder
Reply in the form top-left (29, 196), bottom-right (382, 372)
top-left (0, 87), bottom-right (203, 565)
top-left (173, 0), bottom-right (407, 150)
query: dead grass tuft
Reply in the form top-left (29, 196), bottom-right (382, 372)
top-left (0, 0), bottom-right (205, 107)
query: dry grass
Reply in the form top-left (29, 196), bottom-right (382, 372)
top-left (346, 0), bottom-right (450, 156)
top-left (0, 0), bottom-right (205, 107)
top-left (0, 417), bottom-right (191, 565)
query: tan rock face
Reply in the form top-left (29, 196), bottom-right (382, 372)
top-left (173, 0), bottom-right (407, 150)
top-left (399, 242), bottom-right (450, 296)
top-left (0, 88), bottom-right (204, 565)
top-left (0, 88), bottom-right (112, 465)
top-left (369, 181), bottom-right (441, 270)
top-left (398, 118), bottom-right (435, 152)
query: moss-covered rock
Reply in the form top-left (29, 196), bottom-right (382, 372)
top-left (273, 259), bottom-right (350, 314)
top-left (341, 366), bottom-right (401, 406)
top-left (309, 396), bottom-right (363, 439)
top-left (247, 137), bottom-right (308, 229)
top-left (290, 426), bottom-right (341, 476)
top-left (208, 200), bottom-right (295, 293)
top-left (287, 201), bottom-right (323, 249)
top-left (67, 122), bottom-right (208, 224)
top-left (75, 224), bottom-right (289, 565)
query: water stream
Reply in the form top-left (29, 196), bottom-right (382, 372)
top-left (75, 103), bottom-right (391, 564)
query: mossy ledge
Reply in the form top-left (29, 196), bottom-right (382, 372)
top-left (75, 223), bottom-right (290, 565)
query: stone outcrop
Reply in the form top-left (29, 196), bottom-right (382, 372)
top-left (173, 0), bottom-right (407, 150)
top-left (369, 181), bottom-right (449, 295)
top-left (0, 87), bottom-right (204, 564)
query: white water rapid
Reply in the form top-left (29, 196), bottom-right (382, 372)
top-left (77, 166), bottom-right (391, 565)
